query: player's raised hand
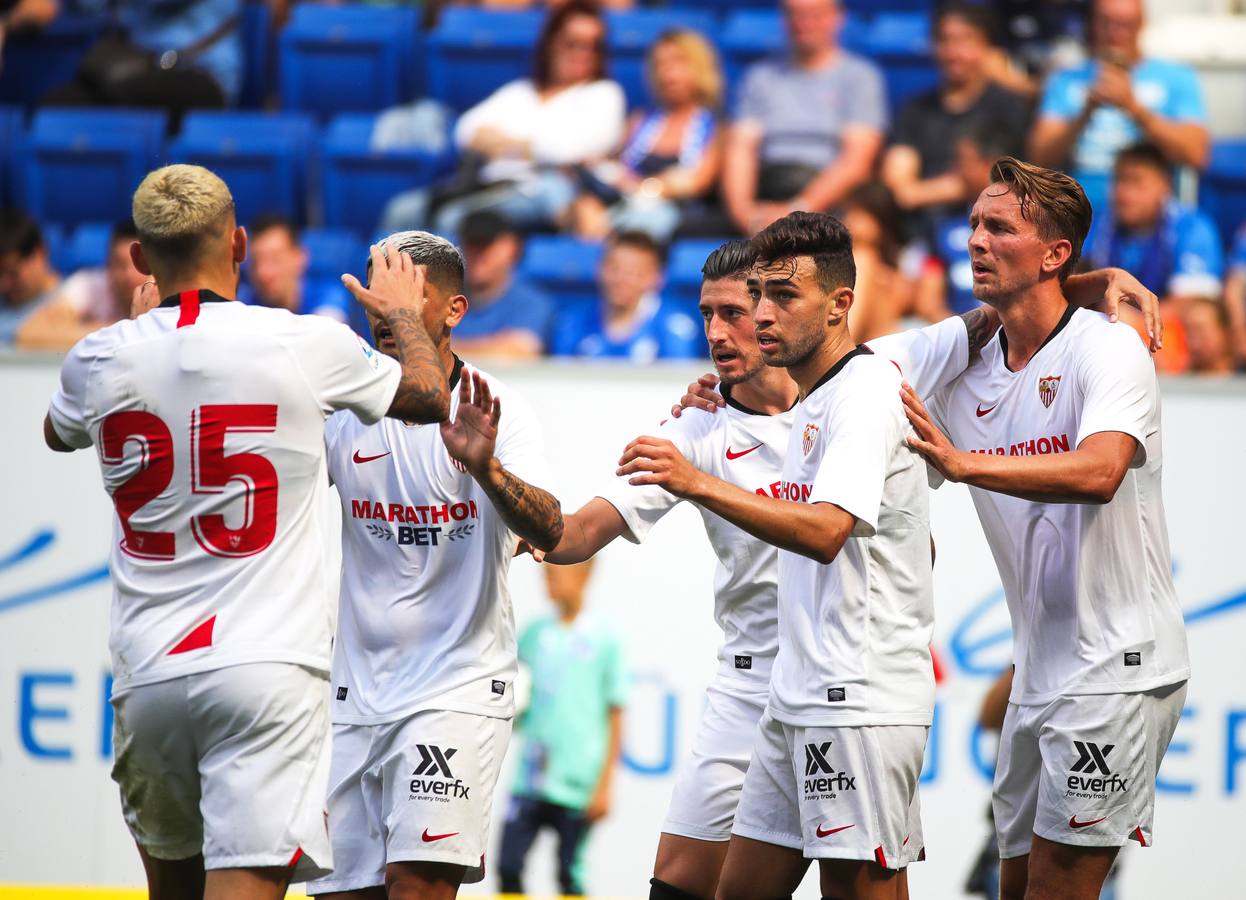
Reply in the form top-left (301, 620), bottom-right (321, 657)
top-left (900, 382), bottom-right (967, 482)
top-left (513, 538), bottom-right (546, 563)
top-left (130, 280), bottom-right (160, 319)
top-left (441, 369), bottom-right (501, 476)
top-left (670, 372), bottom-right (725, 418)
top-left (341, 244), bottom-right (428, 321)
top-left (617, 435), bottom-right (704, 498)
top-left (1099, 268), bottom-right (1163, 352)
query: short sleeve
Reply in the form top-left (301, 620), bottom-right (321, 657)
top-left (1168, 211), bottom-right (1225, 296)
top-left (492, 381), bottom-right (555, 494)
top-left (602, 633), bottom-right (628, 708)
top-left (596, 413), bottom-right (706, 543)
top-left (733, 63), bottom-right (769, 124)
top-left (1074, 322), bottom-right (1157, 467)
top-left (866, 316), bottom-right (969, 399)
top-left (1038, 68), bottom-right (1081, 120)
top-left (844, 57), bottom-right (889, 131)
top-left (808, 368), bottom-right (903, 537)
top-left (1167, 64), bottom-right (1207, 122)
top-left (294, 318), bottom-right (400, 425)
top-left (47, 334), bottom-right (100, 449)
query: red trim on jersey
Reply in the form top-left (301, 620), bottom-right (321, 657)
top-left (931, 646), bottom-right (946, 684)
top-left (1132, 827), bottom-right (1147, 847)
top-left (874, 846), bottom-right (887, 868)
top-left (288, 847), bottom-right (304, 868)
top-left (168, 615), bottom-right (216, 655)
top-left (177, 290), bottom-right (201, 328)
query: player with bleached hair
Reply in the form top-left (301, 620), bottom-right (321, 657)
top-left (43, 165), bottom-right (450, 900)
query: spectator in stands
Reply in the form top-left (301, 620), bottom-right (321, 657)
top-left (381, 0), bottom-right (625, 238)
top-left (1027, 0), bottom-right (1209, 212)
top-left (882, 2), bottom-right (1032, 222)
top-left (1225, 226), bottom-right (1246, 368)
top-left (453, 210), bottom-right (553, 360)
top-left (239, 214), bottom-right (351, 322)
top-left (550, 230), bottom-right (700, 362)
top-left (721, 0), bottom-right (887, 236)
top-left (840, 182), bottom-right (914, 342)
top-left (569, 28), bottom-right (723, 243)
top-left (498, 559), bottom-right (626, 897)
top-left (15, 219), bottom-right (143, 351)
top-left (0, 0), bottom-right (59, 73)
top-left (1184, 297), bottom-right (1237, 377)
top-left (0, 208), bottom-right (62, 344)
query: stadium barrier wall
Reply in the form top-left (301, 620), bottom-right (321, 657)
top-left (1, 355), bottom-right (1243, 899)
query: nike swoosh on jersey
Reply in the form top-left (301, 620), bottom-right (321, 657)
top-left (421, 829), bottom-right (459, 843)
top-left (975, 403), bottom-right (997, 418)
top-left (726, 443), bottom-right (764, 460)
top-left (1068, 816), bottom-right (1106, 829)
top-left (353, 450), bottom-right (392, 464)
top-left (816, 824), bottom-right (854, 838)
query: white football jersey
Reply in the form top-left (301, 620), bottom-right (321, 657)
top-left (45, 291), bottom-right (401, 692)
top-left (926, 307), bottom-right (1189, 705)
top-left (325, 359), bottom-right (552, 725)
top-left (601, 315), bottom-right (970, 690)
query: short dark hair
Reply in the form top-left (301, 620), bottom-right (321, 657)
top-left (249, 212), bottom-right (300, 243)
top-left (989, 156), bottom-right (1092, 280)
top-left (370, 230), bottom-right (465, 296)
top-left (1114, 142), bottom-right (1173, 183)
top-left (961, 121), bottom-right (1015, 163)
top-left (110, 219), bottom-right (139, 245)
top-left (748, 211), bottom-right (856, 293)
top-left (933, 1), bottom-right (999, 44)
top-left (701, 239), bottom-right (754, 282)
top-left (607, 229), bottom-right (667, 267)
top-left (460, 209), bottom-right (517, 248)
top-left (534, 0), bottom-right (606, 90)
top-left (0, 208), bottom-right (44, 258)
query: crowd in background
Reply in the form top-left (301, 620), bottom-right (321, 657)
top-left (1, 0), bottom-right (1244, 377)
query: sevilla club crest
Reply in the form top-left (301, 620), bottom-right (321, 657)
top-left (1038, 375), bottom-right (1061, 409)
top-left (802, 423), bottom-right (820, 455)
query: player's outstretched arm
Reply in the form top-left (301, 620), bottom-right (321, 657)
top-left (540, 498), bottom-right (629, 565)
top-left (342, 246), bottom-right (451, 423)
top-left (617, 436), bottom-right (855, 564)
top-left (442, 370), bottom-right (564, 552)
top-left (1065, 267), bottom-right (1162, 352)
top-left (901, 383), bottom-right (1136, 504)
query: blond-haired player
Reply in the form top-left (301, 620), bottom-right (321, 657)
top-left (43, 164), bottom-right (449, 900)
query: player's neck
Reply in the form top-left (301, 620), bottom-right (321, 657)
top-left (730, 365), bottom-right (799, 415)
top-left (994, 284), bottom-right (1071, 372)
top-left (154, 267), bottom-right (238, 302)
top-left (791, 329), bottom-right (857, 399)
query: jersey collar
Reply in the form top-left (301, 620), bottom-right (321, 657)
top-left (997, 301), bottom-right (1076, 372)
top-left (449, 354), bottom-right (464, 390)
top-left (806, 344), bottom-right (873, 398)
top-left (721, 382), bottom-right (797, 416)
top-left (158, 288), bottom-right (231, 308)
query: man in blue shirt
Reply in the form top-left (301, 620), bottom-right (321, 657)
top-left (550, 230), bottom-right (702, 362)
top-left (452, 210), bottom-right (553, 360)
top-left (1028, 0), bottom-right (1208, 212)
top-left (238, 214), bottom-right (352, 323)
top-left (1083, 143), bottom-right (1224, 300)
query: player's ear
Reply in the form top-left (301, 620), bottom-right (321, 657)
top-left (232, 226), bottom-right (248, 266)
top-left (446, 293), bottom-right (468, 329)
top-left (130, 241), bottom-right (152, 277)
top-left (827, 286), bottom-right (853, 325)
top-left (1043, 238), bottom-right (1073, 278)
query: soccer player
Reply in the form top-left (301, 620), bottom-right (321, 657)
top-left (900, 158), bottom-right (1189, 900)
top-left (308, 231), bottom-right (564, 900)
top-left (42, 165), bottom-right (450, 900)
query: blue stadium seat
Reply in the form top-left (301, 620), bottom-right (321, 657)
top-left (303, 228), bottom-right (367, 282)
top-left (719, 9), bottom-right (785, 87)
top-left (0, 12), bottom-right (105, 106)
top-left (426, 9), bottom-right (544, 113)
top-left (321, 113), bottom-right (450, 238)
top-left (278, 5), bottom-right (420, 118)
top-left (520, 236), bottom-right (604, 308)
top-left (65, 223), bottom-right (114, 271)
top-left (168, 111), bottom-right (316, 225)
top-left (1200, 141), bottom-right (1246, 246)
top-left (0, 105), bottom-right (25, 207)
top-left (863, 11), bottom-right (937, 112)
top-left (15, 108), bottom-right (167, 229)
top-left (605, 9), bottom-right (719, 109)
top-left (239, 0), bottom-right (273, 108)
top-left (666, 238), bottom-right (731, 312)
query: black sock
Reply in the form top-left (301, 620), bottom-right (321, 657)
top-left (650, 877), bottom-right (708, 900)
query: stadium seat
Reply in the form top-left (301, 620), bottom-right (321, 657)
top-left (719, 9), bottom-right (785, 86)
top-left (0, 105), bottom-right (24, 207)
top-left (278, 4), bottom-right (421, 118)
top-left (303, 228), bottom-right (367, 282)
top-left (520, 236), bottom-right (604, 308)
top-left (666, 238), bottom-right (732, 313)
top-left (1199, 140), bottom-right (1246, 246)
top-left (15, 108), bottom-right (167, 229)
top-left (321, 113), bottom-right (450, 238)
top-left (605, 9), bottom-right (718, 110)
top-left (863, 12), bottom-right (938, 112)
top-left (41, 222), bottom-right (70, 274)
top-left (239, 0), bottom-right (273, 108)
top-left (426, 9), bottom-right (545, 112)
top-left (65, 222), bottom-right (114, 271)
top-left (0, 12), bottom-right (104, 106)
top-left (168, 111), bottom-right (316, 225)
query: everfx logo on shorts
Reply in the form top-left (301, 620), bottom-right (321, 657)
top-left (410, 744), bottom-right (470, 802)
top-left (1067, 740), bottom-right (1128, 796)
top-left (804, 741), bottom-right (856, 797)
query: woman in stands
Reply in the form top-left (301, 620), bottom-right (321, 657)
top-left (569, 28), bottom-right (724, 243)
top-left (381, 0), bottom-right (625, 238)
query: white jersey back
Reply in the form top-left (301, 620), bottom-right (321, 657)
top-left (927, 307), bottom-right (1189, 704)
top-left (325, 360), bottom-right (551, 725)
top-left (600, 316), bottom-right (969, 689)
top-left (46, 292), bottom-right (401, 692)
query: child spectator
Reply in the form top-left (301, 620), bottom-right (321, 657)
top-left (840, 183), bottom-right (915, 342)
top-left (1184, 297), bottom-right (1237, 376)
top-left (0, 208), bottom-right (62, 344)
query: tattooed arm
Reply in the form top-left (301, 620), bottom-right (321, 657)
top-left (342, 245), bottom-right (451, 423)
top-left (959, 305), bottom-right (1000, 354)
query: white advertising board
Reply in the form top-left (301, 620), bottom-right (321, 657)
top-left (1, 357), bottom-right (1243, 898)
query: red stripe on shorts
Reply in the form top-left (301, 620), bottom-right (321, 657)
top-left (288, 847), bottom-right (303, 867)
top-left (875, 846), bottom-right (887, 867)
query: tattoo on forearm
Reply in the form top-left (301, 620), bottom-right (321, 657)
top-left (482, 464), bottom-right (565, 552)
top-left (959, 307), bottom-right (999, 354)
top-left (385, 307), bottom-right (449, 422)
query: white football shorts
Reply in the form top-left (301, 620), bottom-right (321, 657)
top-left (663, 675), bottom-right (769, 842)
top-left (308, 708), bottom-right (512, 893)
top-left (994, 680), bottom-right (1187, 858)
top-left (732, 709), bottom-right (927, 869)
top-left (110, 662), bottom-right (332, 881)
